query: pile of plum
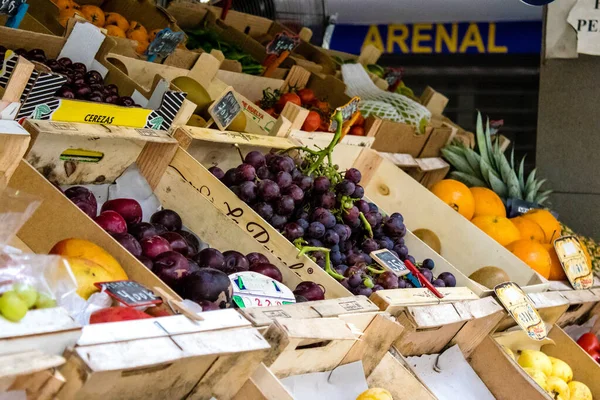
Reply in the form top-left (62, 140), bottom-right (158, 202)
top-left (1, 46), bottom-right (139, 106)
top-left (64, 186), bottom-right (324, 309)
top-left (211, 150), bottom-right (457, 295)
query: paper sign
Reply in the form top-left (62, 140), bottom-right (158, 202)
top-left (567, 0), bottom-right (600, 55)
top-left (554, 235), bottom-right (593, 289)
top-left (208, 88), bottom-right (242, 130)
top-left (230, 271), bottom-right (295, 308)
top-left (328, 96), bottom-right (360, 132)
top-left (0, 0), bottom-right (24, 16)
top-left (370, 249), bottom-right (410, 277)
top-left (147, 28), bottom-right (185, 59)
top-left (494, 282), bottom-right (547, 340)
top-left (95, 280), bottom-right (162, 307)
top-left (266, 31), bottom-right (301, 56)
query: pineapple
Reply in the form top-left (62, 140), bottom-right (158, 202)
top-left (441, 112), bottom-right (552, 205)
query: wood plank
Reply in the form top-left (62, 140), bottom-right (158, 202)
top-left (2, 57), bottom-right (34, 103)
top-left (370, 287), bottom-right (480, 316)
top-left (0, 351), bottom-right (64, 379)
top-left (217, 69), bottom-right (284, 102)
top-left (367, 352), bottom-right (436, 400)
top-left (0, 121), bottom-right (29, 187)
top-left (281, 66), bottom-right (311, 92)
top-left (357, 44), bottom-right (382, 66)
top-left (279, 102), bottom-right (309, 132)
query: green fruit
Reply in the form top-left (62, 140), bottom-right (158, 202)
top-left (171, 76), bottom-right (212, 114)
top-left (468, 266), bottom-right (510, 289)
top-left (14, 283), bottom-right (38, 309)
top-left (0, 291), bottom-right (29, 322)
top-left (35, 293), bottom-right (57, 309)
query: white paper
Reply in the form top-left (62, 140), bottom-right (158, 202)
top-left (146, 79), bottom-right (169, 110)
top-left (0, 391), bottom-right (26, 400)
top-left (131, 90), bottom-right (149, 108)
top-left (0, 120), bottom-right (27, 134)
top-left (567, 0), bottom-right (600, 55)
top-left (280, 361), bottom-right (368, 400)
top-left (563, 315), bottom-right (598, 341)
top-left (407, 345), bottom-right (495, 400)
top-left (59, 22), bottom-right (106, 69)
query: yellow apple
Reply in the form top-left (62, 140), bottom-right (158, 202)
top-left (523, 367), bottom-right (548, 391)
top-left (547, 376), bottom-right (570, 400)
top-left (356, 388), bottom-right (393, 400)
top-left (519, 350), bottom-right (553, 376)
top-left (549, 356), bottom-right (573, 383)
top-left (569, 381), bottom-right (592, 400)
top-left (502, 345), bottom-right (516, 361)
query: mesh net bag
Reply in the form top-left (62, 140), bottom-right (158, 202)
top-left (341, 64), bottom-right (431, 133)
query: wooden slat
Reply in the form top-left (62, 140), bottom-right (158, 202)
top-left (0, 351), bottom-right (64, 379)
top-left (0, 121), bottom-right (30, 187)
top-left (367, 352), bottom-right (436, 400)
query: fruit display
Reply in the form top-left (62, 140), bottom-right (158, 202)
top-left (256, 87), bottom-right (367, 135)
top-left (185, 26), bottom-right (264, 75)
top-left (577, 333), bottom-right (600, 363)
top-left (210, 111), bottom-right (456, 296)
top-left (63, 186), bottom-right (318, 307)
top-left (508, 348), bottom-right (593, 400)
top-left (51, 0), bottom-right (170, 54)
top-left (0, 284), bottom-right (56, 322)
top-left (0, 45), bottom-right (140, 106)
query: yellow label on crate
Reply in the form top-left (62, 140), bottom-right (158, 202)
top-left (495, 282), bottom-right (547, 340)
top-left (554, 236), bottom-right (593, 290)
top-left (50, 99), bottom-right (159, 129)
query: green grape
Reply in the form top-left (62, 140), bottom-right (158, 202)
top-left (0, 291), bottom-right (29, 322)
top-left (35, 293), bottom-right (57, 309)
top-left (13, 283), bottom-right (38, 309)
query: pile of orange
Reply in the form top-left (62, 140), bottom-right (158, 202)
top-left (429, 179), bottom-right (587, 281)
top-left (52, 0), bottom-right (164, 54)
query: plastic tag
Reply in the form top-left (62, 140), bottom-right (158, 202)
top-left (328, 96), bottom-right (360, 132)
top-left (229, 271), bottom-right (295, 308)
top-left (95, 280), bottom-right (162, 307)
top-left (0, 0), bottom-right (25, 16)
top-left (494, 282), bottom-right (547, 340)
top-left (370, 249), bottom-right (410, 277)
top-left (266, 31), bottom-right (301, 56)
top-left (147, 28), bottom-right (185, 59)
top-left (208, 87), bottom-right (242, 130)
top-left (554, 236), bottom-right (593, 290)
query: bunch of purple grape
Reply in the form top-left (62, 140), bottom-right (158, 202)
top-left (1, 46), bottom-right (138, 106)
top-left (210, 150), bottom-right (456, 296)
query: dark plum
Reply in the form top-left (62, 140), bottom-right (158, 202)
top-left (65, 186), bottom-right (97, 208)
top-left (253, 202), bottom-right (274, 220)
top-left (275, 195), bottom-right (295, 215)
top-left (208, 166), bottom-right (225, 180)
top-left (101, 198), bottom-right (142, 226)
top-left (151, 223), bottom-right (167, 236)
top-left (313, 176), bottom-right (330, 193)
top-left (223, 250), bottom-right (250, 274)
top-left (129, 222), bottom-right (159, 241)
top-left (176, 230), bottom-right (201, 257)
top-left (72, 198), bottom-right (96, 218)
top-left (181, 268), bottom-right (233, 309)
top-left (140, 235), bottom-right (172, 259)
top-left (258, 179), bottom-right (280, 202)
top-left (283, 222), bottom-right (304, 241)
top-left (150, 209), bottom-right (182, 231)
top-left (137, 255), bottom-right (154, 270)
top-left (244, 151), bottom-right (266, 168)
top-left (95, 211), bottom-right (127, 234)
top-left (293, 281), bottom-right (324, 301)
top-left (344, 168), bottom-right (362, 184)
top-left (270, 214), bottom-right (287, 229)
top-left (238, 181), bottom-right (257, 204)
top-left (160, 232), bottom-right (188, 256)
top-left (27, 48), bottom-right (46, 63)
top-left (153, 251), bottom-right (198, 291)
top-left (236, 163), bottom-right (256, 182)
top-left (250, 263), bottom-right (283, 283)
top-left (336, 179), bottom-right (356, 196)
top-left (194, 248), bottom-right (225, 270)
top-left (246, 252), bottom-right (269, 267)
top-left (112, 232), bottom-right (142, 257)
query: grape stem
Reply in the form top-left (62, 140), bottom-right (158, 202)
top-left (363, 276), bottom-right (374, 288)
top-left (367, 266), bottom-right (386, 275)
top-left (359, 212), bottom-right (373, 238)
top-left (296, 245), bottom-right (344, 280)
top-left (305, 110), bottom-right (344, 176)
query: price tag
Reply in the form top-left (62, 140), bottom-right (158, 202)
top-left (0, 0), bottom-right (24, 16)
top-left (208, 87), bottom-right (242, 131)
top-left (229, 271), bottom-right (295, 308)
top-left (494, 282), bottom-right (547, 340)
top-left (147, 28), bottom-right (185, 60)
top-left (328, 96), bottom-right (360, 132)
top-left (554, 236), bottom-right (593, 290)
top-left (370, 249), bottom-right (410, 277)
top-left (266, 31), bottom-right (301, 56)
top-left (384, 67), bottom-right (404, 91)
top-left (95, 280), bottom-right (162, 307)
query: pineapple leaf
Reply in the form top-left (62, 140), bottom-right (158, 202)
top-left (463, 148), bottom-right (484, 180)
top-left (533, 178), bottom-right (548, 196)
top-left (441, 147), bottom-right (477, 176)
top-left (493, 145), bottom-right (521, 199)
top-left (535, 190), bottom-right (553, 205)
top-left (475, 113), bottom-right (492, 168)
top-left (485, 118), bottom-right (497, 171)
top-left (449, 171), bottom-right (487, 187)
top-left (487, 168), bottom-right (508, 198)
top-left (517, 156), bottom-right (526, 192)
top-left (479, 159), bottom-right (493, 186)
top-left (524, 168), bottom-right (537, 195)
top-left (510, 147), bottom-right (515, 170)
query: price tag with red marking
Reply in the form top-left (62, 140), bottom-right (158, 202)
top-left (95, 280), bottom-right (162, 307)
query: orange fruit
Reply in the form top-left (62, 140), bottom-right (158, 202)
top-left (507, 239), bottom-right (551, 279)
top-left (128, 21), bottom-right (148, 36)
top-left (58, 8), bottom-right (84, 27)
top-left (581, 241), bottom-right (593, 268)
top-left (543, 244), bottom-right (567, 281)
top-left (106, 25), bottom-right (126, 38)
top-left (470, 187), bottom-right (506, 218)
top-left (472, 215), bottom-right (521, 246)
top-left (522, 209), bottom-right (562, 244)
top-left (510, 216), bottom-right (545, 243)
top-left (80, 5), bottom-right (105, 27)
top-left (135, 40), bottom-right (149, 54)
top-left (148, 28), bottom-right (163, 42)
top-left (55, 0), bottom-right (73, 11)
top-left (430, 179), bottom-right (475, 220)
top-left (104, 12), bottom-right (129, 31)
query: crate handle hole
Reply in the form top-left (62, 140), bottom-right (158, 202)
top-left (294, 339), bottom-right (332, 350)
top-left (60, 149), bottom-right (104, 163)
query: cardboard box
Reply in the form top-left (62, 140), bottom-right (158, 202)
top-left (0, 24), bottom-right (185, 130)
top-left (0, 120), bottom-right (30, 188)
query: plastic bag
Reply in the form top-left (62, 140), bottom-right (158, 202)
top-left (0, 187), bottom-right (40, 246)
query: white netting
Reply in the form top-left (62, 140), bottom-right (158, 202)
top-left (341, 64), bottom-right (431, 132)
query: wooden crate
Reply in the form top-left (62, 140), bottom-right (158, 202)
top-left (556, 288), bottom-right (600, 327)
top-left (57, 309), bottom-right (271, 400)
top-left (352, 148), bottom-right (549, 297)
top-left (0, 120), bottom-right (30, 189)
top-left (0, 351), bottom-right (66, 398)
top-left (172, 126), bottom-right (485, 304)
